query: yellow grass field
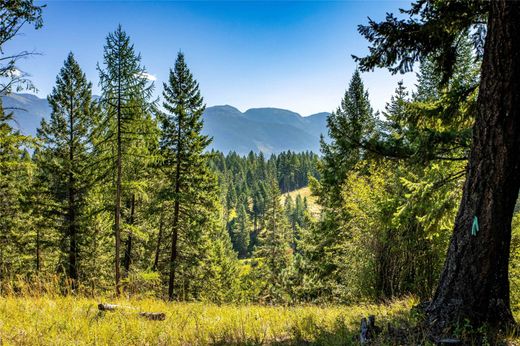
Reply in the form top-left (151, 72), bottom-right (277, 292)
top-left (0, 297), bottom-right (412, 345)
top-left (0, 296), bottom-right (518, 345)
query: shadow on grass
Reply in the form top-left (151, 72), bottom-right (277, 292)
top-left (209, 310), bottom-right (520, 346)
top-left (209, 307), bottom-right (422, 346)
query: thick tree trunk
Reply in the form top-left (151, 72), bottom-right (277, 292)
top-left (123, 194), bottom-right (135, 276)
top-left (426, 0), bottom-right (520, 334)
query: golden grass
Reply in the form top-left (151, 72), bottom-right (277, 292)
top-left (281, 186), bottom-right (321, 218)
top-left (0, 296), bottom-right (518, 345)
top-left (0, 296), bottom-right (418, 345)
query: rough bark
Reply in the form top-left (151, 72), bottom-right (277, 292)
top-left (426, 0), bottom-right (520, 334)
top-left (152, 210), bottom-right (163, 272)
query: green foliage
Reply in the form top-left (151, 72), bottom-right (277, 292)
top-left (353, 0), bottom-right (487, 82)
top-left (157, 52), bottom-right (238, 301)
top-left (97, 25), bottom-right (157, 293)
top-left (253, 176), bottom-right (292, 303)
top-left (0, 101), bottom-right (36, 278)
top-left (304, 47), bottom-right (475, 304)
top-left (36, 52), bottom-right (98, 286)
top-left (0, 0), bottom-right (44, 95)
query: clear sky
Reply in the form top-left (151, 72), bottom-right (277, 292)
top-left (6, 0), bottom-right (417, 116)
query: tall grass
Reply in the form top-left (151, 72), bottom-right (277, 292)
top-left (0, 295), bottom-right (421, 345)
top-left (0, 276), bottom-right (518, 345)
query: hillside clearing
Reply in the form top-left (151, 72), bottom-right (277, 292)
top-left (281, 186), bottom-right (321, 218)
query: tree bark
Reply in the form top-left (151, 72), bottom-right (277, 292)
top-left (123, 194), bottom-right (135, 276)
top-left (68, 94), bottom-right (78, 290)
top-left (114, 58), bottom-right (122, 297)
top-left (426, 0), bottom-right (520, 333)
top-left (36, 227), bottom-right (41, 272)
top-left (152, 210), bottom-right (163, 272)
top-left (168, 116), bottom-right (182, 301)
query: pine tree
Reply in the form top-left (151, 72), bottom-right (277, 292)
top-left (0, 100), bottom-right (35, 279)
top-left (36, 52), bottom-right (97, 289)
top-left (229, 204), bottom-right (251, 258)
top-left (97, 25), bottom-right (154, 295)
top-left (354, 0), bottom-right (520, 332)
top-left (306, 70), bottom-right (376, 302)
top-left (159, 52), bottom-right (218, 300)
top-left (254, 176), bottom-right (292, 303)
top-left (318, 69), bottom-right (376, 208)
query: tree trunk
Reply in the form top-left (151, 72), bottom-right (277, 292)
top-left (123, 194), bottom-right (135, 276)
top-left (36, 227), bottom-right (41, 272)
top-left (168, 118), bottom-right (182, 301)
top-left (114, 62), bottom-right (122, 297)
top-left (68, 96), bottom-right (78, 290)
top-left (152, 210), bottom-right (164, 272)
top-left (426, 0), bottom-right (520, 334)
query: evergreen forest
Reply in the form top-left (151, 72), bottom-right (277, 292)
top-left (1, 0), bottom-right (520, 344)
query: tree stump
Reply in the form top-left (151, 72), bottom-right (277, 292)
top-left (360, 315), bottom-right (378, 344)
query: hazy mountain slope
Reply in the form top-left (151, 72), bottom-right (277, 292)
top-left (2, 93), bottom-right (51, 136)
top-left (2, 93), bottom-right (329, 155)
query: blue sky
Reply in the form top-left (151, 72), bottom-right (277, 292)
top-left (6, 0), bottom-right (416, 116)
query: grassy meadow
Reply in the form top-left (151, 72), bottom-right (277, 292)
top-left (0, 296), bottom-right (415, 345)
top-left (0, 295), bottom-right (518, 345)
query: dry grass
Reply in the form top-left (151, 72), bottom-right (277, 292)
top-left (281, 186), bottom-right (321, 218)
top-left (0, 293), bottom-right (518, 345)
top-left (0, 296), bottom-right (422, 345)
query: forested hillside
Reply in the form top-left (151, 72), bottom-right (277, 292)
top-left (1, 0), bottom-right (520, 344)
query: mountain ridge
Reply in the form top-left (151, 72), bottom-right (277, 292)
top-left (2, 93), bottom-right (329, 155)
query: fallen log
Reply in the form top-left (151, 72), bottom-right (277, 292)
top-left (98, 303), bottom-right (119, 311)
top-left (139, 312), bottom-right (166, 321)
top-left (98, 303), bottom-right (165, 321)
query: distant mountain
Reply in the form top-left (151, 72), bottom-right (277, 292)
top-left (1, 93), bottom-right (329, 155)
top-left (203, 106), bottom-right (329, 155)
top-left (2, 93), bottom-right (51, 137)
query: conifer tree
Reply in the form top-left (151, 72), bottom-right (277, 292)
top-left (0, 100), bottom-right (35, 279)
top-left (159, 52), bottom-right (218, 300)
top-left (306, 70), bottom-right (376, 301)
top-left (254, 176), bottom-right (292, 303)
top-left (0, 0), bottom-right (43, 280)
top-left (229, 204), bottom-right (251, 258)
top-left (318, 69), bottom-right (375, 208)
top-left (354, 1), bottom-right (520, 331)
top-left (37, 53), bottom-right (97, 288)
top-left (97, 25), bottom-right (154, 295)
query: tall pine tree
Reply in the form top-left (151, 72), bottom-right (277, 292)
top-left (97, 25), bottom-right (154, 295)
top-left (37, 53), bottom-right (97, 288)
top-left (159, 52), bottom-right (218, 300)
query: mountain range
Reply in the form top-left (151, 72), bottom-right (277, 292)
top-left (2, 93), bottom-right (329, 155)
